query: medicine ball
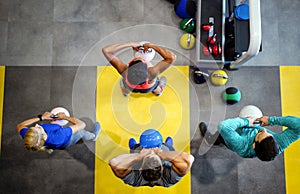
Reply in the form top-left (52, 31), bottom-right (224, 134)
top-left (174, 0), bottom-right (197, 18)
top-left (193, 67), bottom-right (207, 84)
top-left (140, 129), bottom-right (163, 148)
top-left (134, 41), bottom-right (156, 62)
top-left (223, 87), bottom-right (241, 105)
top-left (179, 33), bottom-right (195, 49)
top-left (180, 18), bottom-right (195, 33)
top-left (50, 107), bottom-right (70, 126)
top-left (210, 70), bottom-right (228, 86)
top-left (239, 105), bottom-right (263, 119)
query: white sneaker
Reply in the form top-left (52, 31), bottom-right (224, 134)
top-left (92, 122), bottom-right (101, 141)
top-left (156, 76), bottom-right (167, 96)
top-left (120, 79), bottom-right (130, 97)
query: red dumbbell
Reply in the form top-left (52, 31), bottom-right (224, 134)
top-left (201, 23), bottom-right (213, 31)
top-left (212, 43), bottom-right (222, 56)
top-left (207, 34), bottom-right (217, 45)
top-left (203, 45), bottom-right (212, 56)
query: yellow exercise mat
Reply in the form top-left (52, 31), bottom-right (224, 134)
top-left (0, 66), bottom-right (4, 154)
top-left (95, 66), bottom-right (190, 194)
top-left (280, 66), bottom-right (300, 194)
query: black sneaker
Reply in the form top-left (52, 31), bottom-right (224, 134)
top-left (199, 122), bottom-right (223, 145)
top-left (199, 122), bottom-right (208, 137)
top-left (199, 122), bottom-right (214, 145)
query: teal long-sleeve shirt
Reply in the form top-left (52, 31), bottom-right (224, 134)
top-left (218, 116), bottom-right (300, 158)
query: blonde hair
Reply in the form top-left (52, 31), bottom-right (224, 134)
top-left (24, 127), bottom-right (53, 154)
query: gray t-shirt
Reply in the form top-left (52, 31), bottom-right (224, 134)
top-left (122, 164), bottom-right (182, 187)
top-left (123, 144), bottom-right (182, 187)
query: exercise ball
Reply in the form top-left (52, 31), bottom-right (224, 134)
top-left (210, 70), bottom-right (228, 86)
top-left (223, 87), bottom-right (241, 105)
top-left (180, 18), bottom-right (195, 33)
top-left (193, 69), bottom-right (207, 84)
top-left (174, 0), bottom-right (197, 18)
top-left (239, 105), bottom-right (263, 119)
top-left (134, 41), bottom-right (156, 62)
top-left (140, 129), bottom-right (163, 148)
top-left (50, 107), bottom-right (70, 126)
top-left (234, 4), bottom-right (249, 20)
top-left (179, 33), bottom-right (195, 49)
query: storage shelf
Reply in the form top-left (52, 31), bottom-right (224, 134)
top-left (195, 0), bottom-right (226, 68)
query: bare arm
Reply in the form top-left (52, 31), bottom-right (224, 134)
top-left (143, 43), bottom-right (176, 81)
top-left (56, 112), bottom-right (86, 134)
top-left (155, 149), bottom-right (194, 176)
top-left (109, 150), bottom-right (150, 178)
top-left (16, 112), bottom-right (54, 133)
top-left (102, 42), bottom-right (140, 74)
top-left (16, 117), bottom-right (40, 133)
top-left (16, 112), bottom-right (86, 135)
top-left (256, 116), bottom-right (270, 126)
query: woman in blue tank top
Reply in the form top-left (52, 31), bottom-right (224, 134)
top-left (16, 111), bottom-right (101, 154)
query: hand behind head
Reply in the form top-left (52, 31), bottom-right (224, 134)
top-left (56, 112), bottom-right (67, 120)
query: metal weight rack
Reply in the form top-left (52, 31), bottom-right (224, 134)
top-left (195, 0), bottom-right (262, 70)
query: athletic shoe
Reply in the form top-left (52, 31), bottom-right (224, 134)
top-left (129, 138), bottom-right (137, 149)
top-left (156, 76), bottom-right (167, 96)
top-left (120, 79), bottom-right (130, 97)
top-left (92, 122), bottom-right (101, 141)
top-left (199, 122), bottom-right (224, 145)
top-left (199, 122), bottom-right (213, 145)
top-left (165, 136), bottom-right (173, 147)
top-left (199, 122), bottom-right (208, 137)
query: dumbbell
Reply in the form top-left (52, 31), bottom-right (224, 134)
top-left (202, 45), bottom-right (212, 56)
top-left (201, 23), bottom-right (213, 31)
top-left (212, 42), bottom-right (222, 56)
top-left (203, 43), bottom-right (222, 56)
top-left (207, 34), bottom-right (217, 45)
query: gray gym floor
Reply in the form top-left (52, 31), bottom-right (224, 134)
top-left (0, 0), bottom-right (299, 194)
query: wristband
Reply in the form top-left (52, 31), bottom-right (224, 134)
top-left (37, 114), bottom-right (43, 121)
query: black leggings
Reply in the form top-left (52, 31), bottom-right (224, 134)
top-left (205, 132), bottom-right (226, 146)
top-left (213, 134), bottom-right (226, 145)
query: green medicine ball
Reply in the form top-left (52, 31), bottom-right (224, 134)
top-left (223, 87), bottom-right (241, 105)
top-left (180, 18), bottom-right (195, 33)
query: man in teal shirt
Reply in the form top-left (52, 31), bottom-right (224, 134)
top-left (200, 116), bottom-right (300, 161)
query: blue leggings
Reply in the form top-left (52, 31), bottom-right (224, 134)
top-left (64, 130), bottom-right (95, 148)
